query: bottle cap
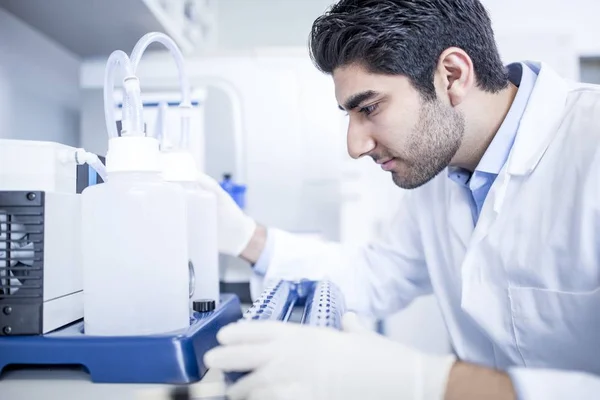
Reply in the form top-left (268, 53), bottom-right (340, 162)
top-left (105, 136), bottom-right (161, 173)
top-left (193, 299), bottom-right (216, 313)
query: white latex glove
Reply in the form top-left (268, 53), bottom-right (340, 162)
top-left (195, 173), bottom-right (257, 256)
top-left (204, 313), bottom-right (456, 400)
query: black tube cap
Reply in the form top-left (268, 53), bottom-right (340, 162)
top-left (193, 299), bottom-right (216, 313)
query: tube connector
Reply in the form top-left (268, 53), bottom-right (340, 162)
top-left (104, 50), bottom-right (137, 140)
top-left (75, 148), bottom-right (108, 182)
top-left (123, 75), bottom-right (140, 89)
top-left (121, 75), bottom-right (144, 137)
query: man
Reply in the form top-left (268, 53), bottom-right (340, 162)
top-left (201, 0), bottom-right (600, 399)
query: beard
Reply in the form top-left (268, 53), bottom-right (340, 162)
top-left (391, 99), bottom-right (465, 189)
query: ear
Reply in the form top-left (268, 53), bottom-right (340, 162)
top-left (434, 47), bottom-right (475, 107)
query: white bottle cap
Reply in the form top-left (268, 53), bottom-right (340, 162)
top-left (106, 136), bottom-right (161, 173)
top-left (159, 150), bottom-right (198, 182)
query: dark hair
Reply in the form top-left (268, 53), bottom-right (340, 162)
top-left (309, 0), bottom-right (508, 100)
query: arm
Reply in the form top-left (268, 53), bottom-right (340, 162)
top-left (197, 170), bottom-right (431, 318)
top-left (253, 191), bottom-right (432, 317)
top-left (239, 224), bottom-right (267, 264)
top-left (445, 362), bottom-right (515, 400)
top-left (445, 362), bottom-right (600, 400)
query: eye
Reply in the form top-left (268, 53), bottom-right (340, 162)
top-left (359, 103), bottom-right (379, 116)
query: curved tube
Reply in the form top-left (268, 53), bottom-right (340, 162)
top-left (103, 51), bottom-right (144, 138)
top-left (130, 33), bottom-right (192, 148)
top-left (130, 32), bottom-right (191, 105)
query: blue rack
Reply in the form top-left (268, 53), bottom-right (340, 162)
top-left (244, 280), bottom-right (345, 328)
top-left (0, 294), bottom-right (243, 384)
top-left (225, 280), bottom-right (346, 383)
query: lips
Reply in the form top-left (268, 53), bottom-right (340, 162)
top-left (381, 159), bottom-right (396, 171)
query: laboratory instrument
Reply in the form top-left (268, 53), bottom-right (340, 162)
top-left (0, 32), bottom-right (244, 385)
top-left (0, 139), bottom-right (103, 335)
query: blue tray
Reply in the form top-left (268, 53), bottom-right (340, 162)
top-left (0, 294), bottom-right (242, 384)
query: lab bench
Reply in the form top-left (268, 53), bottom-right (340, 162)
top-left (0, 367), bottom-right (227, 400)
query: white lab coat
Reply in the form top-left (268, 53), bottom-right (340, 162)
top-left (254, 62), bottom-right (600, 398)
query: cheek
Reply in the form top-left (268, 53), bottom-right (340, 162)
top-left (371, 112), bottom-right (415, 149)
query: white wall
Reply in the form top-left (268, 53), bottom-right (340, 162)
top-left (482, 0), bottom-right (600, 57)
top-left (0, 8), bottom-right (80, 146)
top-left (211, 0), bottom-right (593, 80)
top-left (211, 0), bottom-right (599, 58)
top-left (214, 0), bottom-right (333, 50)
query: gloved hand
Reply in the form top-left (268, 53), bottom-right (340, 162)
top-left (204, 313), bottom-right (456, 400)
top-left (195, 173), bottom-right (257, 257)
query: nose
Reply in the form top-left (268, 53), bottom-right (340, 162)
top-left (346, 119), bottom-right (375, 159)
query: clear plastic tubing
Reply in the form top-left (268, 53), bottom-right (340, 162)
top-left (103, 50), bottom-right (145, 139)
top-left (129, 32), bottom-right (192, 148)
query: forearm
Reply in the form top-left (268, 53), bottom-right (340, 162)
top-left (240, 224), bottom-right (267, 264)
top-left (444, 361), bottom-right (516, 400)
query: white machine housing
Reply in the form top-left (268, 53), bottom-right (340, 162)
top-left (0, 139), bottom-right (86, 335)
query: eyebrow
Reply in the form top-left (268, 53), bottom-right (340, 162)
top-left (338, 90), bottom-right (379, 111)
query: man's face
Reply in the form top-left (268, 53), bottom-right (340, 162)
top-left (333, 64), bottom-right (465, 189)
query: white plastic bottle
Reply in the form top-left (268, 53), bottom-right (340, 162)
top-left (160, 149), bottom-right (220, 308)
top-left (81, 136), bottom-right (190, 336)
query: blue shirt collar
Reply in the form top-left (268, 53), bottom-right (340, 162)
top-left (448, 62), bottom-right (538, 187)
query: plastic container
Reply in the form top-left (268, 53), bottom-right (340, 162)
top-left (130, 31), bottom-right (219, 310)
top-left (81, 137), bottom-right (190, 336)
top-left (160, 150), bottom-right (220, 308)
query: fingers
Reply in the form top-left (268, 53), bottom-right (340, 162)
top-left (205, 321), bottom-right (305, 373)
top-left (216, 320), bottom-right (302, 345)
top-left (204, 343), bottom-right (272, 372)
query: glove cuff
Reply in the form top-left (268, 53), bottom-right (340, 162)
top-left (420, 354), bottom-right (456, 400)
top-left (228, 215), bottom-right (257, 257)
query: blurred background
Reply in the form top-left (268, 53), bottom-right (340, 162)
top-left (0, 0), bottom-right (597, 355)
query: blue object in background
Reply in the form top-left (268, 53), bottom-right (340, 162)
top-left (220, 173), bottom-right (247, 209)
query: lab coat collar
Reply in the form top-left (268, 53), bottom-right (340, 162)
top-left (506, 61), bottom-right (569, 176)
